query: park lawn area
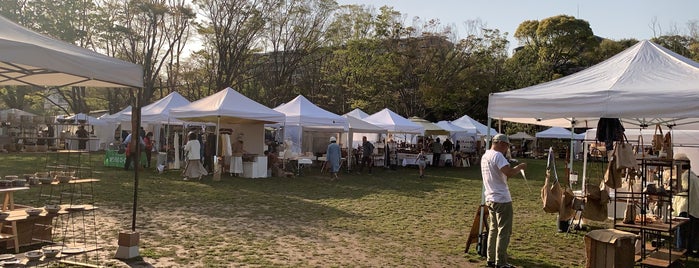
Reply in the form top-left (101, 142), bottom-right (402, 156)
top-left (2, 152), bottom-right (697, 267)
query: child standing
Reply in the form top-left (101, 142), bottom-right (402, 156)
top-left (416, 148), bottom-right (428, 178)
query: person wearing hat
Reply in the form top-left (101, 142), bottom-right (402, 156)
top-left (326, 136), bottom-right (341, 180)
top-left (481, 134), bottom-right (527, 268)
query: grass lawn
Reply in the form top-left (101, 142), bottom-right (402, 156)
top-left (2, 152), bottom-right (697, 267)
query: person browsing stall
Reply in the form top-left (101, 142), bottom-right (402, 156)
top-left (360, 136), bottom-right (374, 174)
top-left (326, 136), bottom-right (341, 180)
top-left (182, 132), bottom-right (208, 181)
top-left (481, 134), bottom-right (527, 268)
top-left (76, 125), bottom-right (89, 150)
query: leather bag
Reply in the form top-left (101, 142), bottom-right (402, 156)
top-left (614, 140), bottom-right (637, 170)
top-left (622, 180), bottom-right (637, 224)
top-left (541, 147), bottom-right (562, 213)
top-left (660, 132), bottom-right (673, 159)
top-left (604, 156), bottom-right (622, 189)
top-left (652, 124), bottom-right (664, 152)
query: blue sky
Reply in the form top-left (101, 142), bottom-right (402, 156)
top-left (335, 0), bottom-right (699, 48)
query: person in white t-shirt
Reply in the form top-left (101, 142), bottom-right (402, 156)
top-left (481, 134), bottom-right (527, 268)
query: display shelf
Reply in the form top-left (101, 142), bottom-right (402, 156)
top-left (31, 139), bottom-right (102, 266)
top-left (612, 158), bottom-right (691, 267)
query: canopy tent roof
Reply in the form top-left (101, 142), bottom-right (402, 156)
top-left (535, 127), bottom-right (584, 140)
top-left (65, 113), bottom-right (108, 126)
top-left (585, 128), bottom-right (699, 146)
top-left (488, 40), bottom-right (699, 129)
top-left (344, 108), bottom-right (370, 119)
top-left (343, 115), bottom-right (387, 134)
top-left (97, 106), bottom-right (131, 123)
top-left (408, 116), bottom-right (449, 136)
top-left (452, 114), bottom-right (498, 137)
top-left (509, 131), bottom-right (535, 140)
top-left (0, 108), bottom-right (37, 118)
top-left (363, 108), bottom-right (424, 134)
top-left (436, 121), bottom-right (473, 134)
top-left (125, 91), bottom-right (189, 124)
top-left (0, 15), bottom-right (142, 88)
top-left (171, 87), bottom-right (285, 125)
top-left (274, 95), bottom-right (347, 131)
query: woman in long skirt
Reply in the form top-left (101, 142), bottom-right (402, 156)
top-left (182, 132), bottom-right (208, 180)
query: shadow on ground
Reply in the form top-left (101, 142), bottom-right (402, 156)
top-left (118, 257), bottom-right (154, 268)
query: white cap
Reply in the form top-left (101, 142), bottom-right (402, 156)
top-left (329, 136), bottom-right (337, 142)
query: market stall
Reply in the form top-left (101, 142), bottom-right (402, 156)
top-left (488, 40), bottom-right (699, 264)
top-left (363, 108), bottom-right (425, 166)
top-left (273, 95), bottom-right (348, 164)
top-left (341, 114), bottom-right (387, 169)
top-left (171, 87), bottom-right (285, 179)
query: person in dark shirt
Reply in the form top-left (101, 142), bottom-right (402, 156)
top-left (443, 138), bottom-right (453, 154)
top-left (360, 136), bottom-right (375, 174)
top-left (76, 125), bottom-right (89, 150)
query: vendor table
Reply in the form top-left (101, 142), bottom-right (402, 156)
top-left (103, 149), bottom-right (146, 168)
top-left (399, 153), bottom-right (433, 167)
top-left (242, 156), bottom-right (268, 178)
top-left (440, 154), bottom-right (453, 166)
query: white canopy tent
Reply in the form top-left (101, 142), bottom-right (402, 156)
top-left (341, 115), bottom-right (388, 169)
top-left (408, 117), bottom-right (449, 136)
top-left (98, 106), bottom-right (131, 124)
top-left (436, 120), bottom-right (476, 139)
top-left (274, 95), bottom-right (348, 155)
top-left (60, 113), bottom-right (111, 151)
top-left (125, 92), bottom-right (193, 153)
top-left (363, 108), bottom-right (425, 140)
top-left (488, 40), bottom-right (699, 222)
top-left (0, 108), bottom-right (37, 119)
top-left (535, 127), bottom-right (585, 140)
top-left (171, 87), bottom-right (286, 156)
top-left (488, 40), bottom-right (699, 129)
top-left (345, 108), bottom-right (370, 119)
top-left (125, 91), bottom-right (190, 124)
top-left (452, 114), bottom-right (498, 138)
top-left (508, 131), bottom-right (535, 141)
top-left (0, 14), bottom-right (144, 232)
top-left (436, 120), bottom-right (478, 153)
top-left (0, 15), bottom-right (142, 88)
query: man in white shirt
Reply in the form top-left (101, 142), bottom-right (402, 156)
top-left (481, 134), bottom-right (527, 268)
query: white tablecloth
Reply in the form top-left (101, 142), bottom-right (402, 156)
top-left (400, 154), bottom-right (433, 166)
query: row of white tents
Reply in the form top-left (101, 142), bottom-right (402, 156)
top-left (90, 88), bottom-right (505, 156)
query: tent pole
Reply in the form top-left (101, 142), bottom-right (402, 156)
top-left (215, 116), bottom-right (220, 165)
top-left (131, 88), bottom-right (142, 232)
top-left (569, 120), bottom-right (576, 189)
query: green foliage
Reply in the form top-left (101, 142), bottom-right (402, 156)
top-left (2, 3), bottom-right (699, 126)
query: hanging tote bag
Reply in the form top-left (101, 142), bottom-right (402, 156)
top-left (633, 135), bottom-right (645, 159)
top-left (541, 147), bottom-right (562, 213)
top-left (622, 180), bottom-right (637, 224)
top-left (614, 138), bottom-right (637, 170)
top-left (651, 124), bottom-right (664, 152)
top-left (660, 132), bottom-right (673, 159)
top-left (604, 151), bottom-right (623, 189)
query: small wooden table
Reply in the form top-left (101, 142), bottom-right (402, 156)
top-left (0, 187), bottom-right (30, 212)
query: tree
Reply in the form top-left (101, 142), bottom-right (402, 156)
top-left (254, 0), bottom-right (337, 107)
top-left (195, 0), bottom-right (269, 93)
top-left (513, 15), bottom-right (598, 80)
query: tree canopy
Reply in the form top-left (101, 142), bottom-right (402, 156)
top-left (2, 1), bottom-right (699, 134)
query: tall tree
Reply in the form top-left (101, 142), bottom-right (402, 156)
top-left (195, 0), bottom-right (269, 92)
top-left (513, 15), bottom-right (598, 80)
top-left (252, 0), bottom-right (336, 107)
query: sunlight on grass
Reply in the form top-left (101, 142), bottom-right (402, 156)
top-left (1, 152), bottom-right (697, 267)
